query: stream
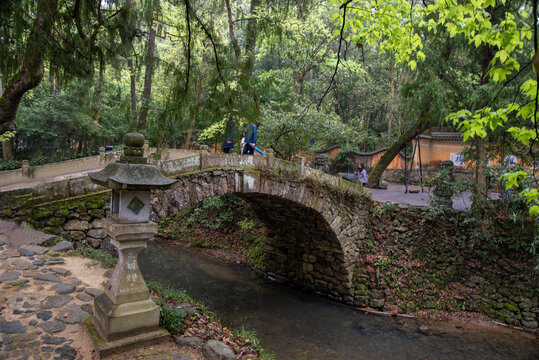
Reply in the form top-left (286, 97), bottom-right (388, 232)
top-left (139, 240), bottom-right (538, 360)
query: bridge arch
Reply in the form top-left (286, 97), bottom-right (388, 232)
top-left (152, 166), bottom-right (371, 302)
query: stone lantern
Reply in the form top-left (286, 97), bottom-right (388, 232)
top-left (87, 131), bottom-right (176, 349)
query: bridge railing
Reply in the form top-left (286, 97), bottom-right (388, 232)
top-left (156, 150), bottom-right (368, 197)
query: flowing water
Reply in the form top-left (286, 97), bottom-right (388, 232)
top-left (139, 241), bottom-right (538, 360)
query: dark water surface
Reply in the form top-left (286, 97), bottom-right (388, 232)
top-left (139, 241), bottom-right (538, 360)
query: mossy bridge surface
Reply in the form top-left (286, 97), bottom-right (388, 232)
top-left (0, 150), bottom-right (373, 305)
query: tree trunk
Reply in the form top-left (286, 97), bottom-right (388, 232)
top-left (386, 61), bottom-right (395, 134)
top-left (244, 0), bottom-right (260, 77)
top-left (128, 59), bottom-right (137, 124)
top-left (367, 112), bottom-right (433, 187)
top-left (225, 0), bottom-right (241, 65)
top-left (0, 0), bottom-right (56, 135)
top-left (0, 78), bottom-right (13, 161)
top-left (185, 72), bottom-right (204, 148)
top-left (472, 6), bottom-right (496, 206)
top-left (49, 65), bottom-right (55, 96)
top-left (137, 17), bottom-right (156, 130)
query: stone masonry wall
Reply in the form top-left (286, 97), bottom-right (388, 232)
top-left (354, 204), bottom-right (538, 330)
top-left (151, 168), bottom-right (372, 303)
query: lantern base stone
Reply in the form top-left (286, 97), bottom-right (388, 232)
top-left (83, 316), bottom-right (169, 358)
top-left (93, 292), bottom-right (162, 342)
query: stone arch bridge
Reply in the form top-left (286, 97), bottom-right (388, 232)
top-left (0, 149), bottom-right (372, 305)
top-left (151, 150), bottom-right (372, 303)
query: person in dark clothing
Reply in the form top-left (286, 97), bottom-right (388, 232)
top-left (242, 122), bottom-right (257, 155)
top-left (222, 115), bottom-right (235, 153)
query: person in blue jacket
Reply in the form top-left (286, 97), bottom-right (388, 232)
top-left (242, 122), bottom-right (257, 155)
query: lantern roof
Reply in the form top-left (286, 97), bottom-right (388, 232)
top-left (88, 130), bottom-right (177, 190)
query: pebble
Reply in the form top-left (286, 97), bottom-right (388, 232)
top-left (43, 295), bottom-right (72, 309)
top-left (51, 241), bottom-right (74, 252)
top-left (10, 259), bottom-right (30, 271)
top-left (34, 273), bottom-right (61, 283)
top-left (17, 249), bottom-right (34, 257)
top-left (54, 345), bottom-right (77, 360)
top-left (47, 258), bottom-right (65, 265)
top-left (0, 321), bottom-right (27, 334)
top-left (55, 305), bottom-right (91, 324)
top-left (50, 283), bottom-right (76, 295)
top-left (41, 335), bottom-right (67, 345)
top-left (174, 336), bottom-right (203, 347)
top-left (0, 271), bottom-right (21, 282)
top-left (32, 259), bottom-right (46, 267)
top-left (48, 267), bottom-right (71, 276)
top-left (85, 288), bottom-right (103, 298)
top-left (76, 293), bottom-right (92, 302)
top-left (37, 311), bottom-right (53, 321)
top-left (38, 321), bottom-right (65, 334)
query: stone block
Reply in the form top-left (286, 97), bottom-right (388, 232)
top-left (63, 220), bottom-right (90, 231)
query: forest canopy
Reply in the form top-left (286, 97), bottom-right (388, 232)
top-left (0, 0), bottom-right (538, 213)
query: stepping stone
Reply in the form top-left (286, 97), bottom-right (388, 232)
top-left (43, 295), bottom-right (72, 309)
top-left (85, 288), bottom-right (103, 298)
top-left (10, 259), bottom-right (30, 271)
top-left (38, 321), bottom-right (65, 334)
top-left (51, 241), bottom-right (74, 252)
top-left (55, 305), bottom-right (91, 324)
top-left (47, 258), bottom-right (65, 265)
top-left (17, 248), bottom-right (34, 257)
top-left (6, 294), bottom-right (47, 312)
top-left (34, 273), bottom-right (61, 283)
top-left (0, 271), bottom-right (20, 282)
top-left (202, 340), bottom-right (235, 360)
top-left (50, 283), bottom-right (76, 295)
top-left (174, 336), bottom-right (203, 347)
top-left (0, 321), bottom-right (27, 334)
top-left (76, 293), bottom-right (92, 302)
top-left (37, 311), bottom-right (53, 321)
top-left (32, 259), bottom-right (46, 267)
top-left (48, 267), bottom-right (71, 276)
top-left (8, 279), bottom-right (29, 286)
top-left (54, 345), bottom-right (77, 360)
top-left (41, 335), bottom-right (68, 345)
top-left (21, 245), bottom-right (49, 255)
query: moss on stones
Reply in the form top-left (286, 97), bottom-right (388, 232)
top-left (504, 302), bottom-right (519, 312)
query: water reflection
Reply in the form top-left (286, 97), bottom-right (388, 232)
top-left (139, 241), bottom-right (538, 360)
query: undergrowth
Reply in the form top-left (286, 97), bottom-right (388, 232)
top-left (78, 247), bottom-right (117, 268)
top-left (147, 280), bottom-right (274, 359)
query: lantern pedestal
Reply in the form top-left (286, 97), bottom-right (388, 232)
top-left (86, 130), bottom-right (177, 356)
top-left (89, 219), bottom-right (167, 351)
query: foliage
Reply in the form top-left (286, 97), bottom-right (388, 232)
top-left (148, 280), bottom-right (271, 358)
top-left (334, 0), bottom-right (537, 210)
top-left (158, 194), bottom-right (267, 269)
top-left (258, 105), bottom-right (355, 160)
top-left (78, 247), bottom-right (118, 268)
top-left (334, 145), bottom-right (358, 172)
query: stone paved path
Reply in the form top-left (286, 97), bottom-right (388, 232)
top-left (368, 183), bottom-right (499, 211)
top-left (0, 222), bottom-right (204, 360)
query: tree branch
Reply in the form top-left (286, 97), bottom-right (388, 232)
top-left (317, 0), bottom-right (352, 109)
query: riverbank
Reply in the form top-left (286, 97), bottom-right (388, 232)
top-left (155, 237), bottom-right (537, 336)
top-left (140, 240), bottom-right (539, 360)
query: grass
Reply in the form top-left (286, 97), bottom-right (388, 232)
top-left (78, 247), bottom-right (117, 268)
